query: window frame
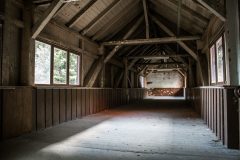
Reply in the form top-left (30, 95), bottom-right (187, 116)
top-left (34, 39), bottom-right (81, 86)
top-left (209, 34), bottom-right (226, 85)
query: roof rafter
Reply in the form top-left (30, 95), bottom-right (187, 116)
top-left (32, 0), bottom-right (63, 38)
top-left (66, 0), bottom-right (97, 28)
top-left (81, 0), bottom-right (121, 35)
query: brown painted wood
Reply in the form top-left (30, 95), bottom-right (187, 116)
top-left (81, 89), bottom-right (86, 116)
top-left (36, 89), bottom-right (45, 130)
top-left (72, 89), bottom-right (77, 120)
top-left (88, 89), bottom-right (92, 114)
top-left (32, 89), bottom-right (37, 131)
top-left (52, 89), bottom-right (60, 125)
top-left (66, 89), bottom-right (72, 121)
top-left (77, 89), bottom-right (82, 118)
top-left (59, 89), bottom-right (66, 123)
top-left (85, 89), bottom-right (90, 115)
top-left (45, 89), bottom-right (53, 128)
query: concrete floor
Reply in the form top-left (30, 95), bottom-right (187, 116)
top-left (0, 100), bottom-right (240, 160)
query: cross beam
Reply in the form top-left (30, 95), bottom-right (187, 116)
top-left (102, 36), bottom-right (200, 46)
top-left (128, 54), bottom-right (189, 59)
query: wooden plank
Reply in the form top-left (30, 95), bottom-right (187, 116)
top-left (81, 89), bottom-right (86, 116)
top-left (72, 89), bottom-right (77, 120)
top-left (77, 89), bottom-right (82, 118)
top-left (52, 89), bottom-right (60, 125)
top-left (59, 89), bottom-right (66, 123)
top-left (66, 89), bottom-right (72, 121)
top-left (89, 89), bottom-right (93, 114)
top-left (45, 89), bottom-right (53, 128)
top-left (85, 89), bottom-right (90, 115)
top-left (67, 0), bottom-right (97, 28)
top-left (32, 0), bottom-right (63, 38)
top-left (32, 89), bottom-right (37, 131)
top-left (36, 89), bottom-right (45, 130)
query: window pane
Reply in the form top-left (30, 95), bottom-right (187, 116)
top-left (210, 45), bottom-right (216, 83)
top-left (53, 48), bottom-right (67, 84)
top-left (216, 36), bottom-right (224, 82)
top-left (35, 41), bottom-right (51, 84)
top-left (69, 53), bottom-right (79, 85)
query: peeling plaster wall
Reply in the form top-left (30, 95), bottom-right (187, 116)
top-left (146, 71), bottom-right (184, 88)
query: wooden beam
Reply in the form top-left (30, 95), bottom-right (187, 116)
top-left (103, 36), bottom-right (201, 46)
top-left (83, 56), bottom-right (104, 87)
top-left (32, 0), bottom-right (63, 39)
top-left (103, 16), bottom-right (144, 63)
top-left (92, 0), bottom-right (139, 41)
top-left (196, 0), bottom-right (226, 22)
top-left (151, 15), bottom-right (199, 61)
top-left (66, 0), bottom-right (97, 28)
top-left (81, 0), bottom-right (121, 35)
top-left (142, 0), bottom-right (150, 38)
top-left (137, 62), bottom-right (184, 65)
top-left (177, 0), bottom-right (182, 35)
top-left (128, 54), bottom-right (189, 59)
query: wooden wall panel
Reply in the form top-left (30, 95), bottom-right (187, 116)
top-left (52, 89), bottom-right (60, 125)
top-left (36, 89), bottom-right (45, 130)
top-left (32, 89), bottom-right (37, 131)
top-left (76, 90), bottom-right (81, 118)
top-left (89, 90), bottom-right (93, 114)
top-left (81, 89), bottom-right (86, 116)
top-left (72, 89), bottom-right (77, 120)
top-left (85, 89), bottom-right (90, 115)
top-left (45, 89), bottom-right (53, 128)
top-left (66, 89), bottom-right (72, 121)
top-left (189, 87), bottom-right (239, 149)
top-left (59, 89), bottom-right (66, 123)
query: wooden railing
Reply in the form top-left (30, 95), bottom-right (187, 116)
top-left (187, 87), bottom-right (239, 149)
top-left (0, 87), bottom-right (146, 139)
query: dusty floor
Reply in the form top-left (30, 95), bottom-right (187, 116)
top-left (0, 100), bottom-right (240, 160)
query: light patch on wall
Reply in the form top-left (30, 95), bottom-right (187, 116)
top-left (146, 71), bottom-right (184, 88)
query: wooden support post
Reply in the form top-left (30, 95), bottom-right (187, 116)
top-left (111, 65), bottom-right (115, 88)
top-left (142, 0), bottom-right (149, 38)
top-left (80, 40), bottom-right (85, 87)
top-left (32, 0), bottom-right (63, 39)
top-left (21, 0), bottom-right (34, 85)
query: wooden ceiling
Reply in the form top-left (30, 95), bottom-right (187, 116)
top-left (33, 0), bottom-right (224, 72)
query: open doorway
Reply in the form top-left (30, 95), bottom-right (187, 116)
top-left (144, 70), bottom-right (186, 99)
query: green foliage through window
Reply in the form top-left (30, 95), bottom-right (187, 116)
top-left (54, 48), bottom-right (67, 84)
top-left (69, 53), bottom-right (79, 85)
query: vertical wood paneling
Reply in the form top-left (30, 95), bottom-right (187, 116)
top-left (72, 89), bottom-right (77, 120)
top-left (32, 89), bottom-right (37, 131)
top-left (45, 89), bottom-right (53, 128)
top-left (85, 89), bottom-right (90, 115)
top-left (77, 90), bottom-right (81, 118)
top-left (59, 89), bottom-right (66, 123)
top-left (66, 89), bottom-right (72, 121)
top-left (36, 89), bottom-right (45, 130)
top-left (89, 89), bottom-right (93, 114)
top-left (81, 89), bottom-right (86, 116)
top-left (52, 89), bottom-right (60, 125)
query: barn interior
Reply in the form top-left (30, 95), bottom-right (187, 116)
top-left (0, 0), bottom-right (240, 159)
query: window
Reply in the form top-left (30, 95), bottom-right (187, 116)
top-left (35, 41), bottom-right (51, 84)
top-left (69, 53), bottom-right (80, 85)
top-left (34, 40), bottom-right (80, 85)
top-left (210, 35), bottom-right (226, 84)
top-left (53, 48), bottom-right (67, 84)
